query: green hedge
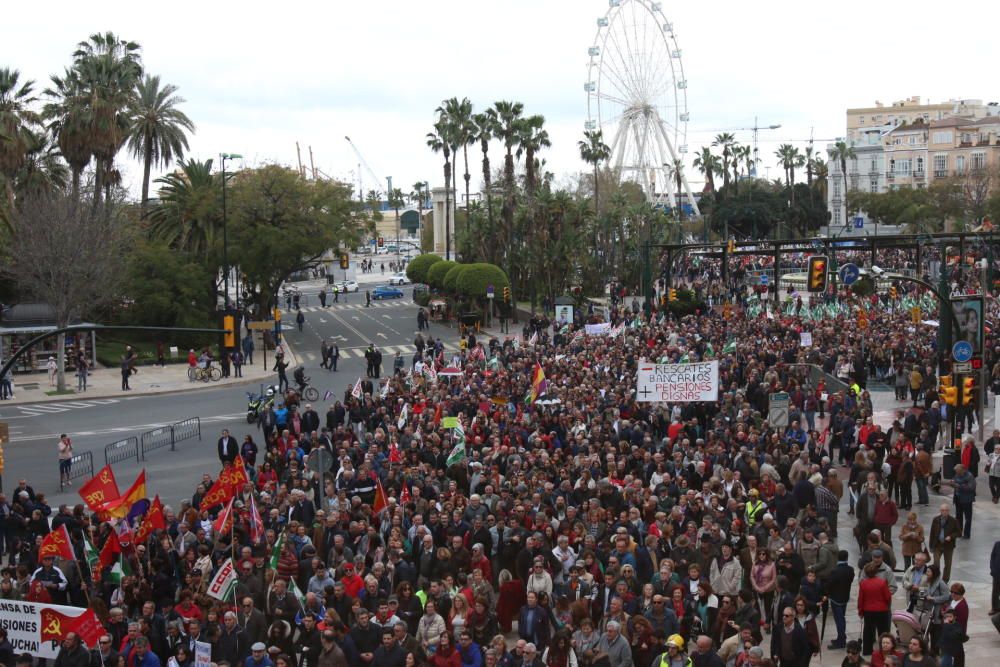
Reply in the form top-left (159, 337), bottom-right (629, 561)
top-left (406, 254), bottom-right (442, 284)
top-left (426, 260), bottom-right (458, 289)
top-left (443, 264), bottom-right (468, 292)
top-left (455, 263), bottom-right (510, 298)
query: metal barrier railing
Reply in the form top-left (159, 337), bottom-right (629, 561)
top-left (60, 451), bottom-right (93, 492)
top-left (104, 437), bottom-right (139, 466)
top-left (139, 417), bottom-right (202, 460)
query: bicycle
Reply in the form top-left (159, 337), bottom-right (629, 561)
top-left (295, 380), bottom-right (320, 401)
top-left (192, 365), bottom-right (222, 382)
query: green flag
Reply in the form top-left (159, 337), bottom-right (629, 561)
top-left (110, 558), bottom-right (131, 584)
top-left (678, 352), bottom-right (690, 363)
top-left (487, 356), bottom-right (500, 371)
top-left (723, 340), bottom-right (737, 354)
top-left (289, 576), bottom-right (307, 608)
top-left (447, 424), bottom-right (467, 467)
top-left (83, 537), bottom-right (99, 574)
top-left (269, 532), bottom-right (286, 570)
top-left (704, 343), bottom-right (714, 357)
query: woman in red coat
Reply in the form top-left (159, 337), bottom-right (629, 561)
top-left (496, 570), bottom-right (526, 633)
top-left (857, 563), bottom-right (892, 656)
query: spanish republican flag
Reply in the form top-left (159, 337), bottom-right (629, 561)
top-left (38, 525), bottom-right (75, 561)
top-left (100, 470), bottom-right (146, 519)
top-left (78, 465), bottom-right (121, 512)
top-left (40, 607), bottom-right (104, 647)
top-left (526, 362), bottom-right (547, 404)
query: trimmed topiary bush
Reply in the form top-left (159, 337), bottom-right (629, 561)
top-left (442, 264), bottom-right (468, 293)
top-left (455, 262), bottom-right (510, 298)
top-left (426, 259), bottom-right (458, 289)
top-left (406, 253), bottom-right (442, 284)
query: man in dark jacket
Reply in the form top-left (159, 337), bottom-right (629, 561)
top-left (769, 609), bottom-right (811, 667)
top-left (825, 550), bottom-right (855, 650)
top-left (214, 612), bottom-right (247, 666)
top-left (295, 613), bottom-right (324, 667)
top-left (218, 429), bottom-right (239, 464)
top-left (301, 405), bottom-right (321, 435)
top-left (53, 633), bottom-right (91, 667)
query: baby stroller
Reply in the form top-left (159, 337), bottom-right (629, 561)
top-left (893, 589), bottom-right (936, 645)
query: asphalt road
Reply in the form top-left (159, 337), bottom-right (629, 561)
top-left (0, 280), bottom-right (456, 509)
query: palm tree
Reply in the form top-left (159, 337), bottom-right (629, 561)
top-left (411, 181), bottom-right (426, 239)
top-left (71, 32), bottom-right (143, 210)
top-left (14, 129), bottom-right (68, 197)
top-left (774, 144), bottom-right (795, 187)
top-left (0, 68), bottom-right (40, 206)
top-left (43, 68), bottom-right (91, 203)
top-left (439, 97), bottom-right (473, 216)
top-left (149, 158), bottom-right (221, 257)
top-left (828, 141), bottom-right (857, 228)
top-left (670, 158), bottom-right (686, 223)
top-left (577, 129), bottom-right (611, 215)
top-left (804, 145), bottom-right (815, 188)
top-left (127, 74), bottom-right (195, 216)
top-left (492, 100), bottom-right (525, 269)
top-left (812, 158), bottom-right (829, 204)
top-left (693, 146), bottom-right (720, 192)
top-left (426, 116), bottom-right (452, 259)
top-left (516, 114), bottom-right (550, 311)
top-left (472, 111), bottom-right (497, 233)
top-left (712, 132), bottom-right (736, 192)
top-left (729, 142), bottom-right (743, 194)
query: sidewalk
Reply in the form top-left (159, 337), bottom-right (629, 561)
top-left (2, 344), bottom-right (298, 405)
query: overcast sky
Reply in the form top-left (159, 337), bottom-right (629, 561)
top-left (6, 0), bottom-right (999, 199)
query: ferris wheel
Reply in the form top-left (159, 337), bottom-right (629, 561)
top-left (586, 0), bottom-right (700, 216)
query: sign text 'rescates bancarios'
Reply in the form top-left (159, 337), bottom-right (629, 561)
top-left (636, 360), bottom-right (719, 403)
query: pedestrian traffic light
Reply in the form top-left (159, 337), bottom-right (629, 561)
top-left (669, 288), bottom-right (678, 302)
top-left (377, 237), bottom-right (384, 247)
top-left (273, 307), bottom-right (281, 322)
top-left (340, 253), bottom-right (349, 270)
top-left (223, 315), bottom-right (235, 348)
top-left (503, 286), bottom-right (511, 303)
top-left (807, 255), bottom-right (828, 293)
top-left (961, 376), bottom-right (975, 405)
top-left (939, 375), bottom-right (957, 406)
top-left (727, 239), bottom-right (735, 254)
top-left (889, 285), bottom-right (898, 300)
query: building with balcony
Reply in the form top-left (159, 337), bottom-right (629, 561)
top-left (927, 116), bottom-right (1000, 183)
top-left (827, 97), bottom-right (998, 230)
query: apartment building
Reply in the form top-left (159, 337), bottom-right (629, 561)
top-left (827, 97), bottom-right (997, 229)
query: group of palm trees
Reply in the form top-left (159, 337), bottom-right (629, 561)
top-left (690, 133), bottom-right (830, 197)
top-left (426, 97), bottom-right (550, 266)
top-left (0, 32), bottom-right (194, 220)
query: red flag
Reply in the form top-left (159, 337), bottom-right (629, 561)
top-left (38, 525), bottom-right (75, 561)
top-left (389, 442), bottom-right (401, 463)
top-left (225, 456), bottom-right (250, 493)
top-left (40, 607), bottom-right (105, 648)
top-left (201, 476), bottom-right (234, 510)
top-left (372, 478), bottom-right (388, 515)
top-left (78, 465), bottom-right (120, 512)
top-left (213, 497), bottom-right (235, 535)
top-left (97, 531), bottom-right (121, 573)
top-left (433, 404), bottom-right (442, 425)
top-left (98, 470), bottom-right (146, 519)
top-left (399, 484), bottom-right (411, 505)
top-left (248, 493), bottom-right (264, 545)
top-left (134, 495), bottom-right (166, 545)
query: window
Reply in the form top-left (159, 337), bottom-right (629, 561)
top-left (833, 182), bottom-right (841, 197)
top-left (933, 155), bottom-right (947, 177)
top-left (972, 152), bottom-right (986, 170)
top-left (956, 155), bottom-right (966, 174)
top-left (860, 116), bottom-right (865, 125)
top-left (961, 132), bottom-right (974, 144)
top-left (870, 180), bottom-right (878, 193)
top-left (894, 158), bottom-right (912, 175)
top-left (932, 131), bottom-right (953, 144)
top-left (916, 157), bottom-right (924, 174)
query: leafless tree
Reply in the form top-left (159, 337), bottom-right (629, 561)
top-left (1, 192), bottom-right (132, 391)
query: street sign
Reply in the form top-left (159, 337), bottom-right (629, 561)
top-left (838, 263), bottom-right (860, 286)
top-left (247, 321), bottom-right (274, 331)
top-left (486, 284), bottom-right (495, 299)
top-left (952, 340), bottom-right (974, 363)
top-left (768, 392), bottom-right (789, 428)
top-left (760, 274), bottom-right (769, 286)
top-left (954, 362), bottom-right (972, 373)
top-left (854, 216), bottom-right (864, 229)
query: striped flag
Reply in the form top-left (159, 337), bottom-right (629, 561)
top-left (525, 363), bottom-right (547, 404)
top-left (269, 532), bottom-right (285, 570)
top-left (248, 493), bottom-right (264, 545)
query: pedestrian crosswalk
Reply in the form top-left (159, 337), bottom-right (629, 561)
top-left (16, 398), bottom-right (119, 416)
top-left (303, 341), bottom-right (462, 362)
top-left (295, 301), bottom-right (411, 313)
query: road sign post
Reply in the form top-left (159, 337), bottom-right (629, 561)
top-left (768, 392), bottom-right (790, 428)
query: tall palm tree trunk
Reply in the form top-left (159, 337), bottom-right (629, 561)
top-left (141, 133), bottom-right (153, 216)
top-left (462, 145), bottom-right (471, 226)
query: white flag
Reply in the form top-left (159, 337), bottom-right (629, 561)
top-left (206, 559), bottom-right (237, 601)
top-left (351, 378), bottom-right (362, 398)
top-left (380, 381), bottom-right (390, 399)
top-left (528, 331), bottom-right (538, 346)
top-left (397, 403), bottom-right (409, 430)
top-left (289, 576), bottom-right (307, 608)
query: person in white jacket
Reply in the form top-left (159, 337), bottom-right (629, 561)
top-left (709, 543), bottom-right (744, 597)
top-left (526, 557), bottom-right (553, 596)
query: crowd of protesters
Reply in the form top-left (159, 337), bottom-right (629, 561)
top-left (6, 254), bottom-right (1000, 667)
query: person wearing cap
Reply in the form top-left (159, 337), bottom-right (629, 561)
top-left (651, 632), bottom-right (690, 667)
top-left (245, 642), bottom-right (275, 667)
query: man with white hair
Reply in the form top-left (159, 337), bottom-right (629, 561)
top-left (214, 610), bottom-right (247, 665)
top-left (597, 620), bottom-right (632, 667)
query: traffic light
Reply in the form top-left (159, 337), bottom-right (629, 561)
top-left (0, 444), bottom-right (6, 474)
top-left (939, 375), bottom-right (957, 406)
top-left (807, 255), bottom-right (828, 293)
top-left (340, 253), bottom-right (350, 270)
top-left (377, 237), bottom-right (384, 247)
top-left (961, 376), bottom-right (975, 405)
top-left (889, 285), bottom-right (898, 300)
top-left (669, 288), bottom-right (678, 302)
top-left (273, 307), bottom-right (281, 322)
top-left (727, 239), bottom-right (735, 254)
top-left (503, 286), bottom-right (511, 303)
top-left (223, 315), bottom-right (235, 348)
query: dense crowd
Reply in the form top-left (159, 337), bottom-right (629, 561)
top-left (7, 267), bottom-right (1000, 667)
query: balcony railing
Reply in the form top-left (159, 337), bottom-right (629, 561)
top-left (934, 170), bottom-right (949, 178)
top-left (913, 171), bottom-right (925, 180)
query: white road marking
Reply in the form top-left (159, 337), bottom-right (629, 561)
top-left (376, 333), bottom-right (388, 339)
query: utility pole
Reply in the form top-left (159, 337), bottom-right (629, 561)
top-left (295, 142), bottom-right (304, 178)
top-left (309, 146), bottom-right (316, 180)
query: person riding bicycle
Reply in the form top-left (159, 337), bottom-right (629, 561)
top-left (293, 366), bottom-right (309, 393)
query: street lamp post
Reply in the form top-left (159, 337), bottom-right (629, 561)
top-left (220, 153), bottom-right (242, 310)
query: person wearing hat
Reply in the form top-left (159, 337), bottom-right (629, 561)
top-left (245, 642), bottom-right (274, 667)
top-left (744, 488), bottom-right (766, 527)
top-left (650, 632), bottom-right (691, 667)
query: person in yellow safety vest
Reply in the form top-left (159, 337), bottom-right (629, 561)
top-left (744, 488), bottom-right (766, 527)
top-left (651, 634), bottom-right (692, 667)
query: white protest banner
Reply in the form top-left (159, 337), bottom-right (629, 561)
top-left (0, 601), bottom-right (103, 658)
top-left (207, 558), bottom-right (237, 601)
top-left (195, 640), bottom-right (213, 667)
top-left (585, 323), bottom-right (611, 336)
top-left (636, 360), bottom-right (719, 403)
top-left (800, 332), bottom-right (813, 347)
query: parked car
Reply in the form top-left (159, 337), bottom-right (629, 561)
top-left (336, 280), bottom-right (359, 293)
top-left (373, 285), bottom-right (404, 300)
top-left (388, 273), bottom-right (411, 285)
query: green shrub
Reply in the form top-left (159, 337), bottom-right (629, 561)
top-left (442, 264), bottom-right (468, 292)
top-left (426, 260), bottom-right (458, 289)
top-left (455, 262), bottom-right (510, 298)
top-left (406, 254), bottom-right (442, 284)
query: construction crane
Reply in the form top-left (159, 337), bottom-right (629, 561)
top-left (344, 136), bottom-right (387, 203)
top-left (698, 118), bottom-right (782, 177)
